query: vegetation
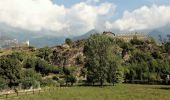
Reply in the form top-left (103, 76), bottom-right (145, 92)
top-left (65, 38), bottom-right (73, 46)
top-left (0, 33), bottom-right (169, 91)
top-left (84, 34), bottom-right (123, 86)
top-left (0, 56), bottom-right (22, 87)
top-left (12, 84), bottom-right (170, 100)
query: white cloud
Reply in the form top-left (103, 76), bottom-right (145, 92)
top-left (86, 0), bottom-right (100, 4)
top-left (0, 0), bottom-right (115, 36)
top-left (106, 5), bottom-right (170, 31)
top-left (67, 2), bottom-right (114, 35)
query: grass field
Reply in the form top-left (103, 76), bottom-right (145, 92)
top-left (13, 84), bottom-right (170, 100)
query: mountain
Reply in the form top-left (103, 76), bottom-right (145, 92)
top-left (0, 34), bottom-right (13, 47)
top-left (0, 34), bottom-right (13, 41)
top-left (30, 36), bottom-right (65, 48)
top-left (72, 29), bottom-right (100, 41)
top-left (1, 22), bottom-right (170, 48)
top-left (148, 25), bottom-right (170, 41)
top-left (0, 23), bottom-right (66, 48)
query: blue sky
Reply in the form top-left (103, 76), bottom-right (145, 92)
top-left (0, 0), bottom-right (170, 36)
top-left (53, 0), bottom-right (170, 14)
top-left (53, 0), bottom-right (170, 12)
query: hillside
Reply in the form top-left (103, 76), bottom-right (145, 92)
top-left (148, 25), bottom-right (170, 42)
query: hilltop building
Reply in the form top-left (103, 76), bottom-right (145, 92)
top-left (116, 32), bottom-right (148, 42)
top-left (103, 31), bottom-right (149, 42)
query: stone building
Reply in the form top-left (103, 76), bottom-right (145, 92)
top-left (115, 32), bottom-right (148, 42)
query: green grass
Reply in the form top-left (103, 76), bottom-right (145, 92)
top-left (13, 84), bottom-right (170, 100)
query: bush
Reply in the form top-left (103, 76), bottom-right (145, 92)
top-left (65, 38), bottom-right (72, 45)
top-left (58, 79), bottom-right (65, 86)
top-left (0, 77), bottom-right (8, 90)
top-left (23, 57), bottom-right (36, 68)
top-left (0, 56), bottom-right (22, 87)
top-left (65, 75), bottom-right (77, 86)
top-left (34, 58), bottom-right (60, 75)
top-left (76, 55), bottom-right (84, 64)
top-left (52, 76), bottom-right (59, 81)
top-left (21, 79), bottom-right (40, 89)
top-left (114, 67), bottom-right (124, 84)
top-left (41, 78), bottom-right (59, 87)
top-left (21, 69), bottom-right (41, 89)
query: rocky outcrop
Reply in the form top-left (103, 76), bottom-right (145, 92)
top-left (51, 40), bottom-right (85, 68)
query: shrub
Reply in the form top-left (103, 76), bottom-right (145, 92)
top-left (65, 38), bottom-right (72, 46)
top-left (0, 77), bottom-right (8, 90)
top-left (76, 55), bottom-right (84, 64)
top-left (21, 69), bottom-right (41, 89)
top-left (23, 57), bottom-right (36, 68)
top-left (41, 78), bottom-right (59, 87)
top-left (52, 76), bottom-right (59, 81)
top-left (65, 75), bottom-right (77, 86)
top-left (21, 79), bottom-right (40, 89)
top-left (58, 79), bottom-right (65, 86)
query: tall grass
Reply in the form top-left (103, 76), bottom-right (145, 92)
top-left (13, 84), bottom-right (170, 100)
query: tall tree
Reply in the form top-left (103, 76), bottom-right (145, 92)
top-left (84, 34), bottom-right (120, 86)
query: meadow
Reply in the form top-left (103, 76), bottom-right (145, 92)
top-left (12, 84), bottom-right (170, 100)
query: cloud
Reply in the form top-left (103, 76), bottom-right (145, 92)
top-left (105, 5), bottom-right (170, 31)
top-left (86, 0), bottom-right (100, 4)
top-left (67, 2), bottom-right (115, 35)
top-left (0, 0), bottom-right (115, 36)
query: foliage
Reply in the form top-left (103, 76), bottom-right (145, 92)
top-left (0, 56), bottom-right (22, 87)
top-left (34, 58), bottom-right (59, 75)
top-left (21, 69), bottom-right (41, 89)
top-left (41, 78), bottom-right (59, 87)
top-left (36, 47), bottom-right (52, 62)
top-left (58, 79), bottom-right (65, 86)
top-left (63, 66), bottom-right (77, 85)
top-left (0, 77), bottom-right (8, 90)
top-left (76, 55), bottom-right (84, 64)
top-left (84, 34), bottom-right (123, 86)
top-left (65, 75), bottom-right (77, 85)
top-left (52, 76), bottom-right (59, 81)
top-left (23, 57), bottom-right (36, 68)
top-left (65, 38), bottom-right (73, 46)
top-left (9, 51), bottom-right (26, 62)
top-left (1, 33), bottom-right (170, 89)
top-left (130, 35), bottom-right (144, 45)
top-left (164, 42), bottom-right (170, 53)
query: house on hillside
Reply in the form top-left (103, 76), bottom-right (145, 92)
top-left (115, 32), bottom-right (149, 42)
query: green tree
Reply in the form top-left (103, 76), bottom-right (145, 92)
top-left (10, 51), bottom-right (25, 62)
top-left (65, 75), bottom-right (77, 86)
top-left (36, 47), bottom-right (52, 62)
top-left (164, 42), bottom-right (170, 54)
top-left (65, 38), bottom-right (73, 46)
top-left (63, 66), bottom-right (77, 86)
top-left (0, 77), bottom-right (7, 90)
top-left (107, 59), bottom-right (124, 85)
top-left (84, 34), bottom-right (120, 86)
top-left (21, 69), bottom-right (41, 89)
top-left (23, 57), bottom-right (36, 68)
top-left (34, 58), bottom-right (59, 75)
top-left (0, 56), bottom-right (22, 87)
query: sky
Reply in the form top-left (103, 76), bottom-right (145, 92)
top-left (0, 0), bottom-right (170, 36)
